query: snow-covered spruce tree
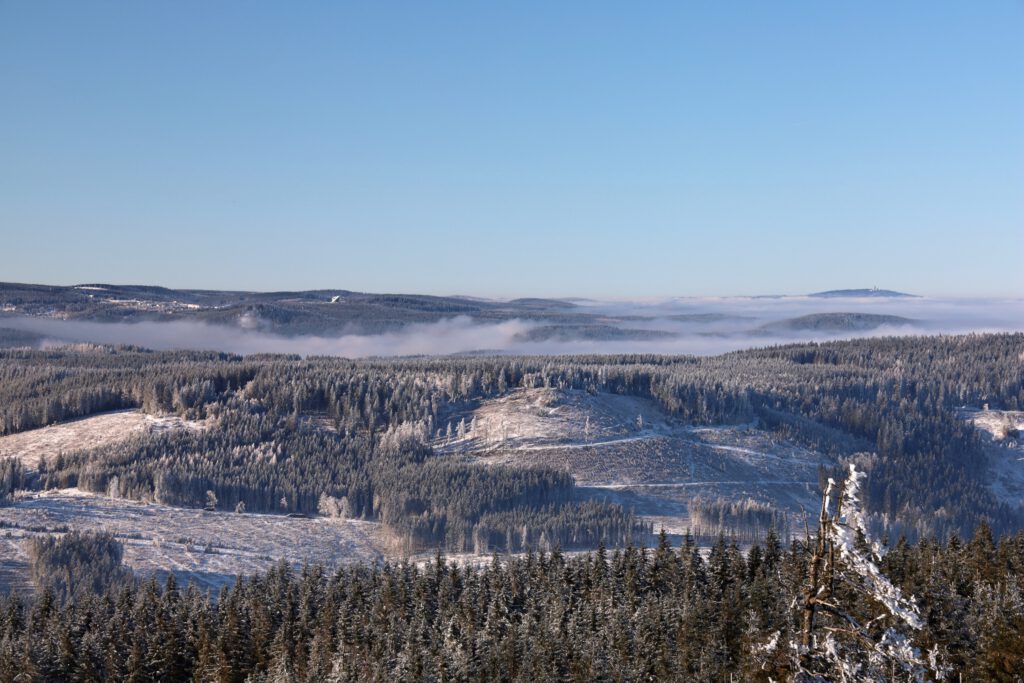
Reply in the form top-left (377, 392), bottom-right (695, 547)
top-left (792, 462), bottom-right (947, 682)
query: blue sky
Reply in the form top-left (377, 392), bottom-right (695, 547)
top-left (1, 2), bottom-right (1021, 297)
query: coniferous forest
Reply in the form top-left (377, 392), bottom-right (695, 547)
top-left (2, 524), bottom-right (1023, 682)
top-left (2, 334), bottom-right (1021, 545)
top-left (0, 333), bottom-right (1022, 680)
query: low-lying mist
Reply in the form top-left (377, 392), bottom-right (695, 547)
top-left (3, 296), bottom-right (1022, 358)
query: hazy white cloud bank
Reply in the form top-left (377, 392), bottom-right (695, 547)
top-left (2, 297), bottom-right (1022, 358)
top-left (2, 316), bottom-right (534, 357)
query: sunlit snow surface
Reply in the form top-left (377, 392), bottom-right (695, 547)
top-left (0, 411), bottom-right (384, 593)
top-left (0, 489), bottom-right (383, 593)
top-left (0, 410), bottom-right (208, 471)
top-left (962, 408), bottom-right (1024, 507)
top-left (441, 387), bottom-right (832, 537)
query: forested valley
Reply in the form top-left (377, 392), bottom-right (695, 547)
top-left (0, 333), bottom-right (1023, 679)
top-left (2, 334), bottom-right (1022, 548)
top-left (0, 331), bottom-right (1019, 679)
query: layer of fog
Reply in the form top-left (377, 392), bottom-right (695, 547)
top-left (2, 296), bottom-right (1022, 358)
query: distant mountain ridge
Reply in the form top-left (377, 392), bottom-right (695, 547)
top-left (0, 282), bottom-right (581, 336)
top-left (0, 281), bottom-right (939, 350)
top-left (809, 288), bottom-right (917, 298)
top-left (760, 312), bottom-right (918, 333)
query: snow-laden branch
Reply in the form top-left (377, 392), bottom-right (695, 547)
top-left (831, 464), bottom-right (923, 630)
top-left (797, 462), bottom-right (942, 682)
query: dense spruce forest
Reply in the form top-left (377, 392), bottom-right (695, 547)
top-left (0, 333), bottom-right (1023, 680)
top-left (1, 334), bottom-right (1022, 548)
top-left (3, 524), bottom-right (1022, 682)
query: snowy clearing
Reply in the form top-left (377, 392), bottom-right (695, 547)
top-left (0, 489), bottom-right (384, 593)
top-left (436, 387), bottom-right (677, 452)
top-left (961, 408), bottom-right (1024, 507)
top-left (963, 408), bottom-right (1024, 442)
top-left (444, 388), bottom-right (832, 534)
top-left (590, 480), bottom-right (809, 489)
top-left (0, 410), bottom-right (208, 471)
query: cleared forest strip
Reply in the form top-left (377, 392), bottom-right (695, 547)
top-left (0, 410), bottom-right (207, 470)
top-left (0, 489), bottom-right (384, 591)
top-left (588, 480), bottom-right (808, 489)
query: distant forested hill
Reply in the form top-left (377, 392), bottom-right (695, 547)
top-left (809, 288), bottom-right (917, 298)
top-left (0, 281), bottom-right (585, 335)
top-left (759, 312), bottom-right (917, 332)
top-left (0, 281), bottom-right (943, 344)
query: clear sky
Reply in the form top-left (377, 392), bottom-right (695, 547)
top-left (1, 2), bottom-right (1021, 298)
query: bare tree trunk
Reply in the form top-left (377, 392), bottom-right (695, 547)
top-left (801, 480), bottom-right (834, 655)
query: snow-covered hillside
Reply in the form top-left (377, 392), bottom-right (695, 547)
top-left (442, 388), bottom-right (833, 539)
top-left (0, 489), bottom-right (383, 593)
top-left (962, 408), bottom-right (1024, 507)
top-left (0, 410), bottom-right (208, 471)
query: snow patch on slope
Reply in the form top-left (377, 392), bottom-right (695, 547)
top-left (0, 410), bottom-right (210, 471)
top-left (441, 388), bottom-right (833, 536)
top-left (0, 489), bottom-right (383, 592)
top-left (961, 408), bottom-right (1024, 507)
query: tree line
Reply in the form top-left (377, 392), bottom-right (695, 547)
top-left (1, 525), bottom-right (1021, 682)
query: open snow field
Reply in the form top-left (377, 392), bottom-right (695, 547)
top-left (0, 409), bottom-right (208, 471)
top-left (0, 489), bottom-right (384, 593)
top-left (0, 411), bottom-right (387, 593)
top-left (962, 408), bottom-right (1024, 507)
top-left (442, 388), bottom-right (832, 533)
